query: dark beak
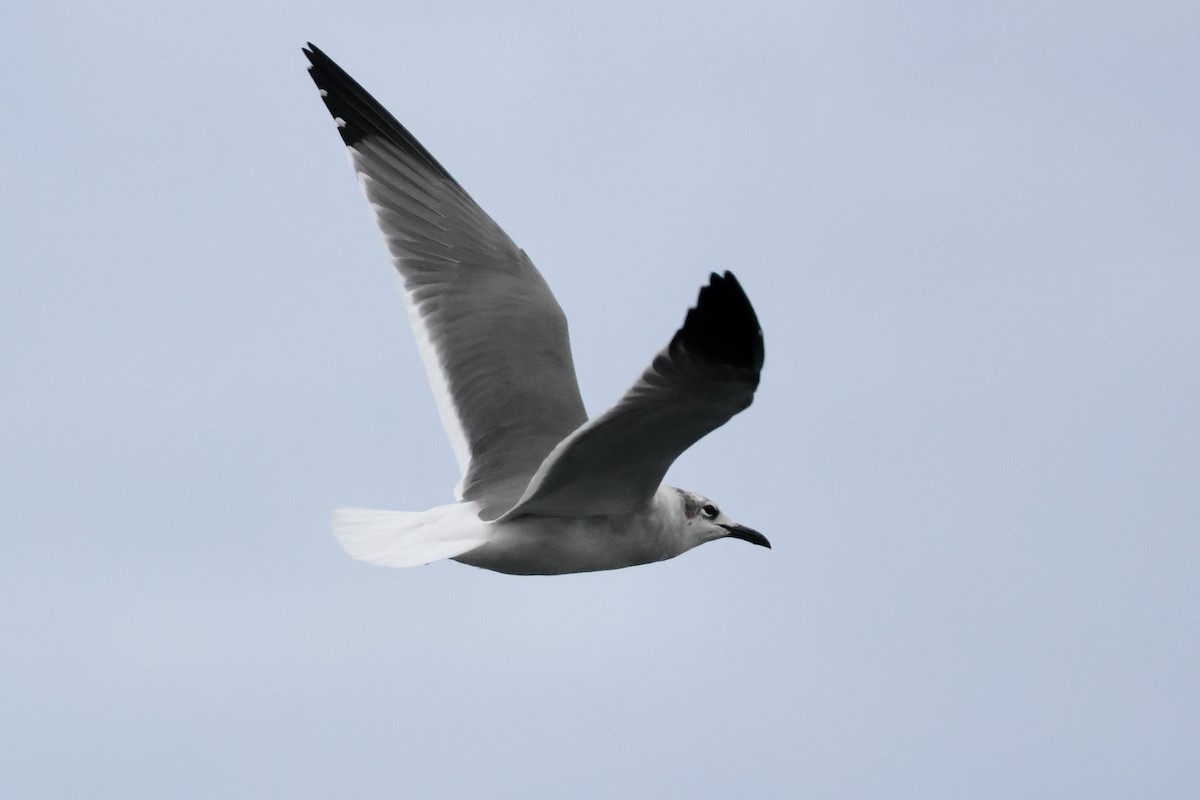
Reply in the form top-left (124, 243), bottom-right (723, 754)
top-left (720, 524), bottom-right (771, 549)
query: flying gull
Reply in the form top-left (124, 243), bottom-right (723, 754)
top-left (303, 44), bottom-right (769, 575)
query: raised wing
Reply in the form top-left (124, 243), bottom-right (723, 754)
top-left (304, 44), bottom-right (588, 518)
top-left (502, 272), bottom-right (764, 519)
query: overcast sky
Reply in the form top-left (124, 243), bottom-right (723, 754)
top-left (3, 1), bottom-right (1198, 797)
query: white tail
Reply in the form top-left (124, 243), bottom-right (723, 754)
top-left (332, 503), bottom-right (489, 568)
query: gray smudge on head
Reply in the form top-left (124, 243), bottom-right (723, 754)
top-left (675, 488), bottom-right (705, 519)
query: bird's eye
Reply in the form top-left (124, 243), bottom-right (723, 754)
top-left (701, 504), bottom-right (719, 519)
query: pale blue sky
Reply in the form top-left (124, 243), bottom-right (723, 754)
top-left (3, 1), bottom-right (1198, 797)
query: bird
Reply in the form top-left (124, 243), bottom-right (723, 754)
top-left (303, 43), bottom-right (769, 575)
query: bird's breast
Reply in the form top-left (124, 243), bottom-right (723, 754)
top-left (452, 512), bottom-right (677, 576)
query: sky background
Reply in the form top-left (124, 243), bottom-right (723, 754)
top-left (3, 1), bottom-right (1198, 797)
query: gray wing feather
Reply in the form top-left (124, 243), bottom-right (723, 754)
top-left (305, 45), bottom-right (588, 518)
top-left (503, 272), bottom-right (764, 519)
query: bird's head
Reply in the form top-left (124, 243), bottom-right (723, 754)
top-left (669, 488), bottom-right (770, 552)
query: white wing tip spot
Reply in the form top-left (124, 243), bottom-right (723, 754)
top-left (319, 89), bottom-right (329, 97)
top-left (334, 116), bottom-right (347, 129)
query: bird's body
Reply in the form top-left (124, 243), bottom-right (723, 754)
top-left (458, 486), bottom-right (700, 575)
top-left (304, 44), bottom-right (770, 575)
top-left (453, 489), bottom-right (691, 575)
top-left (334, 486), bottom-right (750, 576)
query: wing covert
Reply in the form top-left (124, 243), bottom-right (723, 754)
top-left (502, 271), bottom-right (764, 519)
top-left (304, 44), bottom-right (589, 517)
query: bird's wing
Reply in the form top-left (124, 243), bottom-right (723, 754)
top-left (304, 44), bottom-right (588, 518)
top-left (501, 272), bottom-right (764, 520)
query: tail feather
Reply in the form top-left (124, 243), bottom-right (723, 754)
top-left (332, 503), bottom-right (488, 568)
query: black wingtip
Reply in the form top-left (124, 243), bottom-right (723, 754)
top-left (671, 271), bottom-right (765, 375)
top-left (302, 43), bottom-right (460, 187)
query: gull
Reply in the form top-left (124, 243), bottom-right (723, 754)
top-left (304, 44), bottom-right (769, 575)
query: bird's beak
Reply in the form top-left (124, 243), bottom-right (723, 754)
top-left (720, 524), bottom-right (771, 549)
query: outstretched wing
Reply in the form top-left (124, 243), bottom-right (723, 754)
top-left (304, 44), bottom-right (588, 518)
top-left (502, 272), bottom-right (764, 519)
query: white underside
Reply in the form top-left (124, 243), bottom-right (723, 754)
top-left (333, 487), bottom-right (696, 576)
